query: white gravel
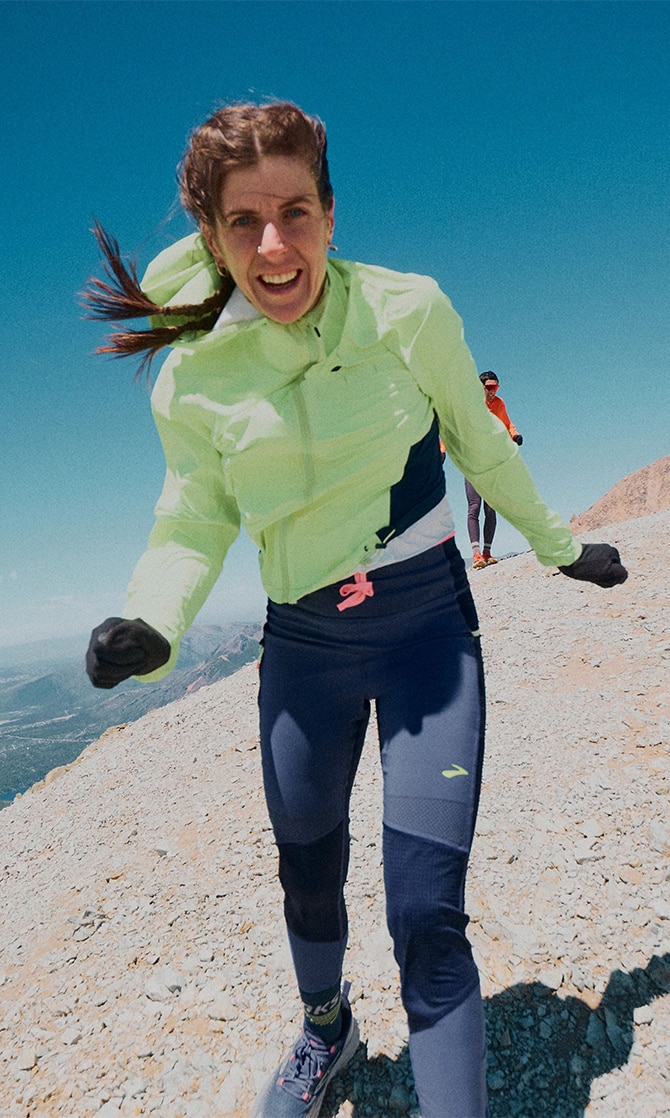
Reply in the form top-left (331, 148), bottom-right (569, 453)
top-left (1, 510), bottom-right (668, 1118)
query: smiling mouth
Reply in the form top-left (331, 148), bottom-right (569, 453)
top-left (259, 270), bottom-right (299, 288)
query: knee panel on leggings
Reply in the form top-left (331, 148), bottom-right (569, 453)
top-left (384, 826), bottom-right (479, 1030)
top-left (278, 822), bottom-right (349, 943)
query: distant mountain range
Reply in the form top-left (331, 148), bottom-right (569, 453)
top-left (0, 622), bottom-right (261, 804)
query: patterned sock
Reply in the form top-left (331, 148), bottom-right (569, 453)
top-left (300, 981), bottom-right (342, 1044)
top-left (482, 548), bottom-right (491, 560)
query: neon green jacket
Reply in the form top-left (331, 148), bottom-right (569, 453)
top-left (123, 233), bottom-right (580, 678)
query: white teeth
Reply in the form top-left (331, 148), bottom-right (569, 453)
top-left (261, 271), bottom-right (298, 285)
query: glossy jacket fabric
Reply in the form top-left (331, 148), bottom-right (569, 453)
top-left (122, 234), bottom-right (580, 678)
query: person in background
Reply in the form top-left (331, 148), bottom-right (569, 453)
top-left (82, 101), bottom-right (627, 1118)
top-left (465, 370), bottom-right (523, 568)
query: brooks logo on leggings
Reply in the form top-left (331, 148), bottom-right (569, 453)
top-left (442, 764), bottom-right (469, 779)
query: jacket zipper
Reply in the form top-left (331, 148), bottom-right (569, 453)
top-left (277, 324), bottom-right (324, 600)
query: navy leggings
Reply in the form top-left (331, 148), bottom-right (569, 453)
top-left (465, 477), bottom-right (497, 549)
top-left (258, 539), bottom-right (488, 1117)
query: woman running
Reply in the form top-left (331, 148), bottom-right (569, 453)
top-left (84, 100), bottom-right (627, 1118)
top-left (466, 370), bottom-right (522, 568)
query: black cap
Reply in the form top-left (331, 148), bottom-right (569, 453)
top-left (479, 371), bottom-right (499, 384)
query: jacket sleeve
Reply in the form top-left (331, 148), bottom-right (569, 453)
top-left (490, 397), bottom-right (519, 441)
top-left (121, 359), bottom-right (241, 680)
top-left (401, 284), bottom-right (580, 567)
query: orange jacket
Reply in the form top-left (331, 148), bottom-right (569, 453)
top-left (439, 393), bottom-right (519, 457)
top-left (487, 394), bottom-right (519, 440)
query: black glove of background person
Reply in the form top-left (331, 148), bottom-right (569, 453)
top-left (86, 617), bottom-right (171, 689)
top-left (513, 433), bottom-right (523, 445)
top-left (558, 543), bottom-right (628, 589)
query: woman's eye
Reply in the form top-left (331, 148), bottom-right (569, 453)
top-left (230, 215), bottom-right (252, 228)
top-left (287, 207), bottom-right (307, 219)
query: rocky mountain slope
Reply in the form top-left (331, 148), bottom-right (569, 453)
top-left (1, 510), bottom-right (668, 1117)
top-left (570, 454), bottom-right (670, 533)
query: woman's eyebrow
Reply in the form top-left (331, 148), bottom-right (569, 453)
top-left (222, 193), bottom-right (320, 220)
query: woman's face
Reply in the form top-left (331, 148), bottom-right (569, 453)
top-left (203, 155), bottom-right (334, 324)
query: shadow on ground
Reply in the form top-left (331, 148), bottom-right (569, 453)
top-left (320, 953), bottom-right (670, 1117)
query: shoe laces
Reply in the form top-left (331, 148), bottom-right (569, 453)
top-left (278, 1030), bottom-right (337, 1102)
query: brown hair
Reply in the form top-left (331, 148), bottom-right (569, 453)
top-left (81, 101), bottom-right (332, 379)
top-left (180, 100), bottom-right (332, 227)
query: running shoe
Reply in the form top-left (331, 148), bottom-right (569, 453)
top-left (472, 551), bottom-right (486, 569)
top-left (251, 981), bottom-right (359, 1117)
top-left (484, 555), bottom-right (499, 565)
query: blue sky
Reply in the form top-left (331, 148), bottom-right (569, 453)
top-left (1, 1), bottom-right (668, 649)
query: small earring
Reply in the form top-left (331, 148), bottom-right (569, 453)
top-left (328, 241), bottom-right (339, 251)
top-left (215, 262), bottom-right (228, 278)
top-left (257, 245), bottom-right (262, 254)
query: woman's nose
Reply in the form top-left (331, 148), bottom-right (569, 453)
top-left (259, 222), bottom-right (286, 255)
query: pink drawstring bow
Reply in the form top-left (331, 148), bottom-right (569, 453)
top-left (337, 571), bottom-right (375, 611)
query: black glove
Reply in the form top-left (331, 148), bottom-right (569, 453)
top-left (513, 434), bottom-right (523, 445)
top-left (86, 617), bottom-right (171, 689)
top-left (558, 543), bottom-right (628, 589)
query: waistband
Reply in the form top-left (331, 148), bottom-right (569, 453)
top-left (269, 538), bottom-right (471, 620)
